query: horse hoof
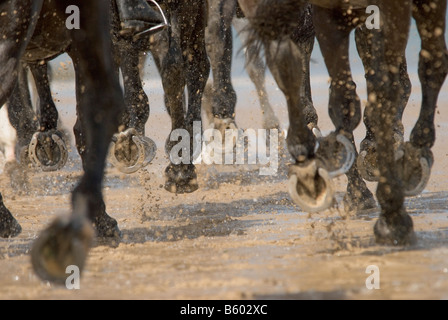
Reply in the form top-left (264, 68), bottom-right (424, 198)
top-left (212, 118), bottom-right (238, 150)
top-left (400, 143), bottom-right (433, 197)
top-left (288, 161), bottom-right (335, 213)
top-left (31, 215), bottom-right (94, 285)
top-left (164, 163), bottom-right (199, 194)
top-left (357, 139), bottom-right (380, 182)
top-left (374, 212), bottom-right (416, 246)
top-left (92, 213), bottom-right (122, 240)
top-left (109, 128), bottom-right (157, 174)
top-left (0, 208), bottom-right (22, 238)
top-left (28, 131), bottom-right (68, 172)
top-left (315, 132), bottom-right (356, 178)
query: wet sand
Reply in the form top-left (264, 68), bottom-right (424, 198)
top-left (1, 40), bottom-right (448, 300)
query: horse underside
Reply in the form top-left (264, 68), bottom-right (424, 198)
top-left (238, 0), bottom-right (448, 245)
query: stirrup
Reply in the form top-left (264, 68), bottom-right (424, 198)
top-left (134, 0), bottom-right (169, 38)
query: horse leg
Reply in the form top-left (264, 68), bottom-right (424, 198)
top-left (0, 98), bottom-right (23, 236)
top-left (290, 6), bottom-right (318, 133)
top-left (6, 64), bottom-right (38, 156)
top-left (25, 62), bottom-right (68, 171)
top-left (31, 0), bottom-right (124, 284)
top-left (0, 192), bottom-right (22, 238)
top-left (265, 36), bottom-right (336, 212)
top-left (312, 6), bottom-right (376, 214)
top-left (205, 0), bottom-right (238, 132)
top-left (401, 0), bottom-right (448, 196)
top-left (233, 18), bottom-right (280, 130)
top-left (152, 25), bottom-right (198, 193)
top-left (355, 25), bottom-right (412, 183)
top-left (163, 0), bottom-right (209, 194)
top-left (367, 1), bottom-right (415, 245)
top-left (0, 0), bottom-right (43, 238)
top-left (3, 65), bottom-right (37, 192)
top-left (109, 43), bottom-right (156, 174)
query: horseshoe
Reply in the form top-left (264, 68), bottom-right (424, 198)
top-left (31, 215), bottom-right (94, 285)
top-left (357, 149), bottom-right (380, 182)
top-left (109, 129), bottom-right (157, 174)
top-left (403, 157), bottom-right (431, 197)
top-left (288, 161), bottom-right (335, 213)
top-left (325, 134), bottom-right (355, 178)
top-left (28, 132), bottom-right (68, 172)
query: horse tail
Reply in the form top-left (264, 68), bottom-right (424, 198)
top-left (241, 0), bottom-right (314, 63)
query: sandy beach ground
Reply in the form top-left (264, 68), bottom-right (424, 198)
top-left (1, 24), bottom-right (448, 300)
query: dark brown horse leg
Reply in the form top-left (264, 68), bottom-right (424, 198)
top-left (31, 0), bottom-right (125, 284)
top-left (150, 26), bottom-right (197, 193)
top-left (163, 0), bottom-right (209, 194)
top-left (400, 0), bottom-right (448, 196)
top-left (238, 1), bottom-right (332, 212)
top-left (0, 0), bottom-right (43, 237)
top-left (368, 1), bottom-right (415, 245)
top-left (7, 65), bottom-right (38, 147)
top-left (180, 0), bottom-right (210, 147)
top-left (26, 62), bottom-right (68, 171)
top-left (108, 44), bottom-right (157, 174)
top-left (4, 65), bottom-right (36, 192)
top-left (264, 37), bottom-right (336, 212)
top-left (0, 188), bottom-right (22, 238)
top-left (313, 6), bottom-right (376, 214)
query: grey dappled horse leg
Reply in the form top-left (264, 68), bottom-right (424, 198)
top-left (355, 25), bottom-right (411, 182)
top-left (410, 0), bottom-right (448, 150)
top-left (206, 0), bottom-right (237, 123)
top-left (389, 0), bottom-right (448, 197)
top-left (233, 18), bottom-right (280, 130)
top-left (313, 6), bottom-right (375, 214)
top-left (399, 0), bottom-right (448, 196)
top-left (366, 2), bottom-right (415, 245)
